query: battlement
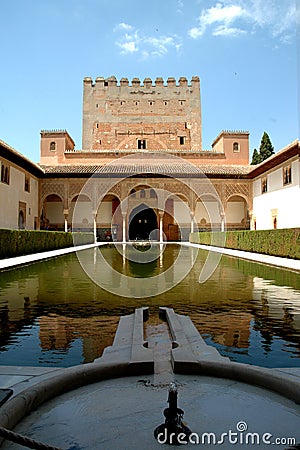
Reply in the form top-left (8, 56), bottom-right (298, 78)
top-left (83, 76), bottom-right (200, 88)
top-left (41, 129), bottom-right (69, 136)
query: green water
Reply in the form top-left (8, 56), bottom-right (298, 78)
top-left (0, 244), bottom-right (299, 368)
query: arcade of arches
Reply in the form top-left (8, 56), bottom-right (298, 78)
top-left (40, 177), bottom-right (251, 241)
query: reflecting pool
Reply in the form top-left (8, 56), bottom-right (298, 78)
top-left (0, 244), bottom-right (299, 368)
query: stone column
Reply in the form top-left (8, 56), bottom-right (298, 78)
top-left (159, 211), bottom-right (164, 243)
top-left (93, 212), bottom-right (97, 243)
top-left (248, 210), bottom-right (254, 230)
top-left (63, 210), bottom-right (69, 232)
top-left (122, 212), bottom-right (127, 243)
top-left (122, 243), bottom-right (126, 267)
top-left (159, 243), bottom-right (164, 268)
top-left (221, 213), bottom-right (225, 232)
top-left (190, 211), bottom-right (195, 235)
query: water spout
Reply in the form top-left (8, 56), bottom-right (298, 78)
top-left (154, 382), bottom-right (191, 445)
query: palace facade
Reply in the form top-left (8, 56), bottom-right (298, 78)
top-left (0, 76), bottom-right (299, 240)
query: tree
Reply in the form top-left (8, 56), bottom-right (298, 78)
top-left (259, 132), bottom-right (274, 161)
top-left (250, 132), bottom-right (275, 165)
top-left (251, 148), bottom-right (261, 165)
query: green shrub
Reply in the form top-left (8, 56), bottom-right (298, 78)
top-left (190, 228), bottom-right (300, 259)
top-left (0, 229), bottom-right (94, 259)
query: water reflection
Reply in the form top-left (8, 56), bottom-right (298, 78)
top-left (0, 245), bottom-right (299, 367)
top-left (76, 243), bottom-right (193, 298)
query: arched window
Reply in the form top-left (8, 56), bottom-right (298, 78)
top-left (150, 189), bottom-right (157, 198)
top-left (233, 142), bottom-right (239, 152)
top-left (50, 141), bottom-right (56, 151)
top-left (1, 165), bottom-right (10, 184)
top-left (24, 175), bottom-right (30, 192)
top-left (1, 165), bottom-right (5, 183)
top-left (283, 165), bottom-right (292, 185)
top-left (261, 177), bottom-right (268, 193)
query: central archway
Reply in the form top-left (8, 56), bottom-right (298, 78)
top-left (129, 204), bottom-right (158, 240)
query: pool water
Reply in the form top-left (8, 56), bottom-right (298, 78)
top-left (0, 244), bottom-right (299, 368)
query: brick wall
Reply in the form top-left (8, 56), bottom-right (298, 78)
top-left (82, 76), bottom-right (202, 152)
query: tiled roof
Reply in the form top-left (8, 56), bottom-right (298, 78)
top-left (248, 139), bottom-right (299, 178)
top-left (0, 139), bottom-right (44, 177)
top-left (40, 158), bottom-right (251, 177)
top-left (194, 164), bottom-right (251, 175)
top-left (41, 165), bottom-right (99, 174)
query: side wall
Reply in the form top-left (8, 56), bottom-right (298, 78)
top-left (0, 158), bottom-right (39, 230)
top-left (252, 158), bottom-right (300, 230)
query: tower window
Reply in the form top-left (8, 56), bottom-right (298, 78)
top-left (233, 142), bottom-right (239, 152)
top-left (50, 141), bottom-right (56, 151)
top-left (179, 136), bottom-right (185, 145)
top-left (138, 139), bottom-right (146, 149)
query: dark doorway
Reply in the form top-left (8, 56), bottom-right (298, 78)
top-left (129, 205), bottom-right (158, 240)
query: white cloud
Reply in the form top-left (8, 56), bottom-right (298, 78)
top-left (242, 0), bottom-right (296, 43)
top-left (114, 27), bottom-right (140, 54)
top-left (117, 41), bottom-right (138, 54)
top-left (114, 24), bottom-right (181, 58)
top-left (213, 25), bottom-right (246, 37)
top-left (189, 27), bottom-right (204, 39)
top-left (113, 22), bottom-right (133, 32)
top-left (201, 3), bottom-right (244, 25)
top-left (188, 3), bottom-right (246, 38)
top-left (176, 0), bottom-right (184, 14)
top-left (145, 36), bottom-right (181, 55)
top-left (188, 0), bottom-right (296, 42)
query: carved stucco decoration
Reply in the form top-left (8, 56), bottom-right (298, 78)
top-left (225, 182), bottom-right (251, 205)
top-left (41, 181), bottom-right (65, 203)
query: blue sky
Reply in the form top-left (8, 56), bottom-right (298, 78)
top-left (0, 0), bottom-right (298, 162)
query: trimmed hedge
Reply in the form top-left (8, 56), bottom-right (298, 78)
top-left (0, 229), bottom-right (94, 259)
top-left (190, 228), bottom-right (300, 260)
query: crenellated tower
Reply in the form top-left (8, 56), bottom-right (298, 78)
top-left (82, 76), bottom-right (202, 152)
